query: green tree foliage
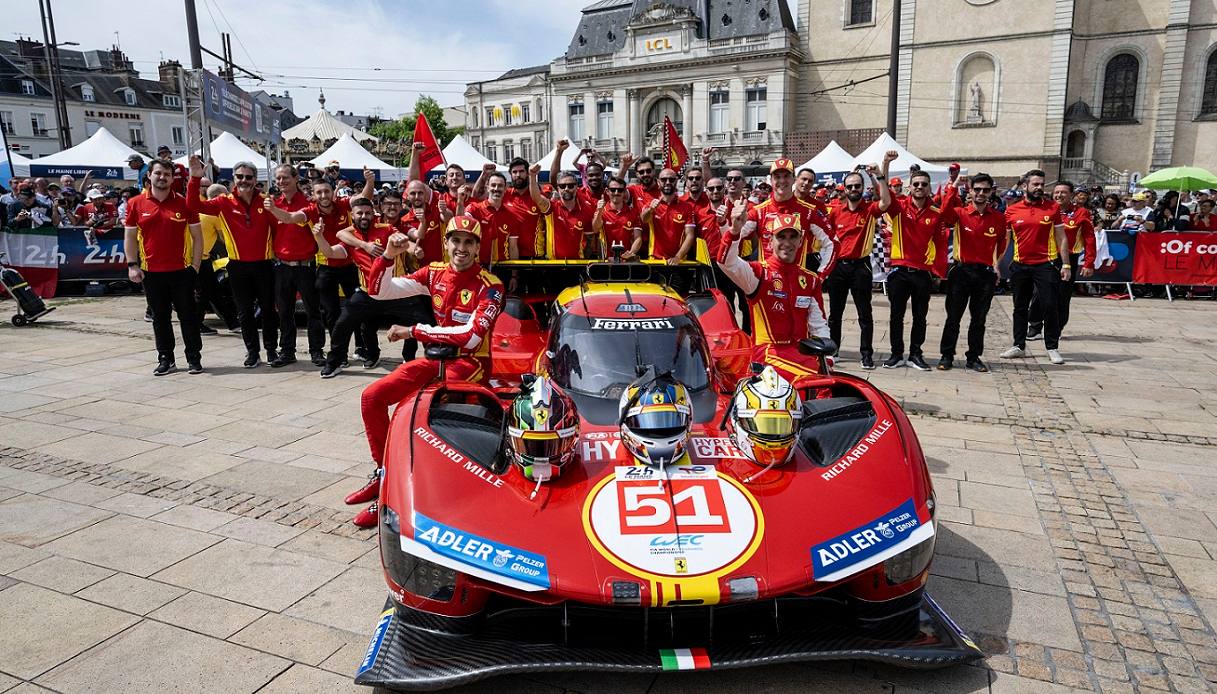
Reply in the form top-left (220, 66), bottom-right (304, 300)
top-left (367, 95), bottom-right (463, 165)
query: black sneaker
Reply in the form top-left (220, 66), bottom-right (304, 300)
top-left (907, 354), bottom-right (930, 371)
top-left (363, 355), bottom-right (381, 369)
top-left (144, 308), bottom-right (153, 322)
top-left (198, 324), bottom-right (218, 335)
top-left (243, 353), bottom-right (261, 368)
top-left (341, 359), bottom-right (350, 368)
top-left (966, 357), bottom-right (990, 373)
top-left (271, 353), bottom-right (296, 368)
top-left (353, 347), bottom-right (368, 361)
top-left (1026, 325), bottom-right (1043, 341)
top-left (153, 360), bottom-right (176, 376)
top-left (883, 355), bottom-right (905, 369)
top-left (320, 362), bottom-right (343, 379)
top-left (310, 352), bottom-right (326, 367)
top-left (860, 355), bottom-right (875, 370)
top-left (266, 349), bottom-right (280, 365)
top-left (187, 360), bottom-right (204, 374)
top-left (937, 356), bottom-right (953, 371)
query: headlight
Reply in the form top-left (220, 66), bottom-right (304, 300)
top-left (884, 535), bottom-right (935, 585)
top-left (380, 506), bottom-right (457, 602)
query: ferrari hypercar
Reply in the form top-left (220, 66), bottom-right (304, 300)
top-left (356, 262), bottom-right (981, 691)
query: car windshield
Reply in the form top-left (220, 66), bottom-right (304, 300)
top-left (547, 311), bottom-right (711, 398)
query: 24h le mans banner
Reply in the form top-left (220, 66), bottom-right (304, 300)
top-left (1133, 232), bottom-right (1217, 286)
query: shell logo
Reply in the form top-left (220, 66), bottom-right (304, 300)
top-left (510, 104), bottom-right (522, 120)
top-left (493, 106), bottom-right (504, 124)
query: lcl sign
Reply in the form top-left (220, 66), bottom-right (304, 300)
top-left (643, 36), bottom-right (678, 52)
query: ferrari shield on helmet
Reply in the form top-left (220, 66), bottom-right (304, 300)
top-left (618, 373), bottom-right (693, 468)
top-left (506, 376), bottom-right (579, 483)
top-left (729, 365), bottom-right (803, 468)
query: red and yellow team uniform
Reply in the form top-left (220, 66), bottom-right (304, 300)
top-left (401, 196), bottom-right (446, 264)
top-left (465, 199), bottom-right (529, 264)
top-left (503, 188), bottom-right (545, 258)
top-left (598, 203), bottom-right (642, 254)
top-left (544, 198), bottom-right (596, 259)
top-left (628, 182), bottom-right (660, 208)
top-left (1004, 198), bottom-right (1064, 264)
top-left (344, 222), bottom-right (405, 289)
top-left (647, 197), bottom-right (696, 259)
top-left (187, 177), bottom-right (275, 260)
top-left (124, 191), bottom-right (198, 271)
top-left (305, 198), bottom-right (353, 268)
top-left (361, 252), bottom-right (505, 464)
top-left (271, 190), bottom-right (316, 262)
top-left (826, 201), bottom-right (884, 261)
top-left (883, 195), bottom-right (956, 275)
top-left (744, 196), bottom-right (835, 272)
top-left (1062, 205), bottom-right (1096, 270)
top-left (78, 200), bottom-right (119, 232)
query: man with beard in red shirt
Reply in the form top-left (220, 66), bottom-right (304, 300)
top-left (263, 164), bottom-right (325, 367)
top-left (541, 170), bottom-right (596, 260)
top-left (619, 153), bottom-right (661, 206)
top-left (1027, 180), bottom-right (1095, 340)
top-left (642, 168), bottom-right (698, 294)
top-left (503, 157), bottom-right (545, 259)
top-left (1000, 169), bottom-right (1070, 365)
top-left (401, 179), bottom-right (453, 264)
top-left (592, 177), bottom-right (643, 260)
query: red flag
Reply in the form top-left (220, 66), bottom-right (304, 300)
top-left (663, 116), bottom-right (688, 172)
top-left (411, 113), bottom-right (446, 174)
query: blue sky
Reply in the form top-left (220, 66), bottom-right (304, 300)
top-left (7, 0), bottom-right (590, 118)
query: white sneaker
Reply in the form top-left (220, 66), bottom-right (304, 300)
top-left (1000, 346), bottom-right (1026, 359)
top-left (1047, 349), bottom-right (1065, 365)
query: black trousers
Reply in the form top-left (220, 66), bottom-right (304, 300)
top-left (940, 263), bottom-right (996, 360)
top-left (1010, 261), bottom-right (1060, 350)
top-left (227, 259), bottom-right (278, 355)
top-left (315, 264), bottom-right (366, 353)
top-left (824, 258), bottom-right (874, 358)
top-left (194, 258), bottom-right (237, 328)
top-left (325, 290), bottom-right (433, 367)
top-left (274, 262), bottom-right (325, 356)
top-left (143, 268), bottom-right (201, 363)
top-left (885, 267), bottom-right (933, 358)
top-left (1028, 252), bottom-right (1078, 335)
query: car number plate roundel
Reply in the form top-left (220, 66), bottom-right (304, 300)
top-left (582, 465), bottom-right (763, 579)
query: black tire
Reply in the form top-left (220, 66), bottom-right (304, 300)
top-left (11, 314), bottom-right (27, 327)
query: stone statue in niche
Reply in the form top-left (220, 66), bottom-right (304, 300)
top-left (967, 81), bottom-right (984, 123)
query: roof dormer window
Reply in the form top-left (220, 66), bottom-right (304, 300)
top-left (123, 89), bottom-right (136, 106)
top-left (81, 84), bottom-right (95, 102)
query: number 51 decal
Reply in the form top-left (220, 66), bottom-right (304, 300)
top-left (617, 478), bottom-right (731, 535)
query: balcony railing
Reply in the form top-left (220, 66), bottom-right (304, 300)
top-left (1060, 157), bottom-right (1129, 187)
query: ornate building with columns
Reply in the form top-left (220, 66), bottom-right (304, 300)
top-left (465, 0), bottom-right (802, 169)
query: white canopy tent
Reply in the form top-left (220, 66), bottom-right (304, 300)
top-left (535, 145), bottom-right (617, 183)
top-left (429, 135), bottom-right (502, 177)
top-left (175, 131), bottom-right (276, 181)
top-left (283, 109), bottom-right (378, 144)
top-left (4, 150), bottom-right (32, 178)
top-left (309, 133), bottom-right (402, 182)
top-left (27, 127), bottom-right (149, 180)
top-left (796, 140), bottom-right (856, 184)
top-left (850, 132), bottom-right (960, 186)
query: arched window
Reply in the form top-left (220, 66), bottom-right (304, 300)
top-left (1202, 49), bottom-right (1217, 115)
top-left (1101, 53), bottom-right (1139, 120)
top-left (955, 53), bottom-right (996, 125)
top-left (646, 98), bottom-right (682, 138)
top-left (1065, 131), bottom-right (1086, 159)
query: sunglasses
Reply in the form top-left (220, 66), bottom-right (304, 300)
top-left (910, 182), bottom-right (930, 188)
top-left (845, 184), bottom-right (863, 190)
top-left (659, 177), bottom-right (678, 183)
top-left (686, 175), bottom-right (702, 181)
top-left (972, 186), bottom-right (992, 192)
top-left (234, 174), bottom-right (255, 181)
top-left (608, 188), bottom-right (625, 194)
top-left (706, 185), bottom-right (724, 191)
top-left (726, 176), bottom-right (744, 182)
top-left (556, 183), bottom-right (577, 189)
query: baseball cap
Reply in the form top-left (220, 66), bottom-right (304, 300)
top-left (157, 144), bottom-right (171, 153)
top-left (1132, 192), bottom-right (1148, 201)
top-left (769, 158), bottom-right (795, 174)
top-left (127, 154), bottom-right (144, 164)
top-left (86, 189), bottom-right (104, 200)
top-left (445, 215), bottom-right (482, 241)
top-left (949, 162), bottom-right (961, 172)
top-left (889, 177), bottom-right (903, 186)
top-left (763, 212), bottom-right (802, 235)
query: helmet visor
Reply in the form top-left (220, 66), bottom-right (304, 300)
top-left (740, 411), bottom-right (796, 440)
top-left (624, 409), bottom-right (689, 438)
top-left (510, 429), bottom-right (576, 463)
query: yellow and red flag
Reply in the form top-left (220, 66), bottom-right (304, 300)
top-left (662, 116), bottom-right (688, 172)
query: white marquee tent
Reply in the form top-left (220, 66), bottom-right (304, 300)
top-left (796, 140), bottom-right (856, 183)
top-left (429, 135), bottom-right (502, 177)
top-left (27, 127), bottom-right (150, 179)
top-left (850, 132), bottom-right (960, 186)
top-left (3, 150), bottom-right (31, 178)
top-left (175, 131), bottom-right (276, 181)
top-left (309, 133), bottom-right (402, 182)
top-left (283, 109), bottom-right (378, 144)
top-left (535, 145), bottom-right (617, 182)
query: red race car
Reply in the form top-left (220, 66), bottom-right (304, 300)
top-left (356, 263), bottom-right (981, 691)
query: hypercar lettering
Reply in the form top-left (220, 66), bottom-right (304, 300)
top-left (591, 318), bottom-right (674, 330)
top-left (811, 498), bottom-right (920, 579)
top-left (691, 437), bottom-right (747, 460)
top-left (581, 438), bottom-right (621, 461)
top-left (820, 419), bottom-right (893, 481)
top-left (414, 512), bottom-right (551, 588)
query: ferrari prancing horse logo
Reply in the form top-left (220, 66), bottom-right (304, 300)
top-left (459, 289), bottom-right (473, 304)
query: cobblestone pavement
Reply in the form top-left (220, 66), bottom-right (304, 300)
top-left (1, 291), bottom-right (1215, 693)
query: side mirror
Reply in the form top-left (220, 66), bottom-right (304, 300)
top-left (424, 344), bottom-right (459, 361)
top-left (798, 338), bottom-right (837, 376)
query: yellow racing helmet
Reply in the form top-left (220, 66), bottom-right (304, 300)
top-left (727, 365), bottom-right (803, 467)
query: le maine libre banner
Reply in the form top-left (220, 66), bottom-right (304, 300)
top-left (1133, 232), bottom-right (1217, 286)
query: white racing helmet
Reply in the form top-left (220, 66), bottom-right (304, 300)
top-left (728, 365), bottom-right (803, 467)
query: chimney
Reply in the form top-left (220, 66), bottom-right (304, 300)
top-left (15, 37), bottom-right (44, 61)
top-left (158, 60), bottom-right (182, 93)
top-left (108, 45), bottom-right (134, 74)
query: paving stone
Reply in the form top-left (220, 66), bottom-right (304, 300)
top-left (35, 620), bottom-right (287, 693)
top-left (936, 522), bottom-right (1057, 571)
top-left (0, 469), bottom-right (70, 494)
top-left (33, 432), bottom-right (159, 465)
top-left (39, 481), bottom-right (123, 505)
top-left (928, 575), bottom-right (1082, 651)
top-left (75, 573), bottom-right (187, 615)
top-left (0, 540), bottom-right (49, 574)
top-left (0, 582), bottom-right (138, 680)
top-left (0, 420), bottom-right (83, 448)
top-left (0, 494), bottom-right (113, 548)
top-left (110, 445), bottom-right (245, 482)
top-left (152, 538), bottom-right (346, 612)
top-left (256, 663), bottom-right (363, 693)
top-left (285, 566), bottom-right (383, 634)
top-left (212, 516), bottom-right (305, 547)
top-left (279, 530), bottom-right (374, 564)
top-left (10, 556), bottom-right (114, 594)
top-left (148, 505), bottom-right (240, 532)
top-left (92, 492), bottom-right (177, 518)
top-left (42, 515), bottom-right (219, 577)
top-left (231, 612), bottom-right (353, 665)
top-left (199, 460), bottom-right (341, 501)
top-left (146, 591), bottom-right (265, 639)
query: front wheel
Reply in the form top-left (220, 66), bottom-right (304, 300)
top-left (11, 314), bottom-right (27, 327)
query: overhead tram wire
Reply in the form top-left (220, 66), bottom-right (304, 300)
top-left (209, 0), bottom-right (259, 74)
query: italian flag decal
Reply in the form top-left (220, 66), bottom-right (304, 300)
top-left (659, 647), bottom-right (711, 671)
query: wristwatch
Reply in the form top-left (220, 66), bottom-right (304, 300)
top-left (127, 261), bottom-right (140, 268)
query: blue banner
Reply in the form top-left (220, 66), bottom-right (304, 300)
top-left (413, 512), bottom-right (550, 588)
top-left (811, 498), bottom-right (922, 580)
top-left (28, 164), bottom-right (125, 179)
top-left (56, 227), bottom-right (128, 282)
top-left (201, 69), bottom-right (280, 144)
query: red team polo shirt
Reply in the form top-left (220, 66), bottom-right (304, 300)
top-left (401, 196), bottom-right (446, 264)
top-left (502, 188), bottom-right (544, 258)
top-left (598, 203), bottom-right (642, 254)
top-left (306, 197), bottom-right (353, 268)
top-left (947, 204), bottom-right (1008, 267)
top-left (884, 196), bottom-right (955, 273)
top-left (827, 201), bottom-right (885, 260)
top-left (187, 177), bottom-right (275, 261)
top-left (746, 196), bottom-right (829, 264)
top-left (545, 199), bottom-right (596, 259)
top-left (124, 191), bottom-right (199, 272)
top-left (1004, 198), bottom-right (1063, 264)
top-left (465, 199), bottom-right (527, 264)
top-left (272, 190), bottom-right (316, 262)
top-left (647, 197), bottom-right (697, 259)
top-left (1061, 205), bottom-right (1097, 270)
top-left (347, 222), bottom-right (403, 288)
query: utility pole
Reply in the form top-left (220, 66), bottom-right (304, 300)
top-left (43, 0), bottom-right (73, 148)
top-left (182, 0), bottom-right (209, 161)
top-left (37, 0), bottom-right (71, 149)
top-left (886, 0), bottom-right (901, 138)
top-left (184, 0), bottom-right (203, 69)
